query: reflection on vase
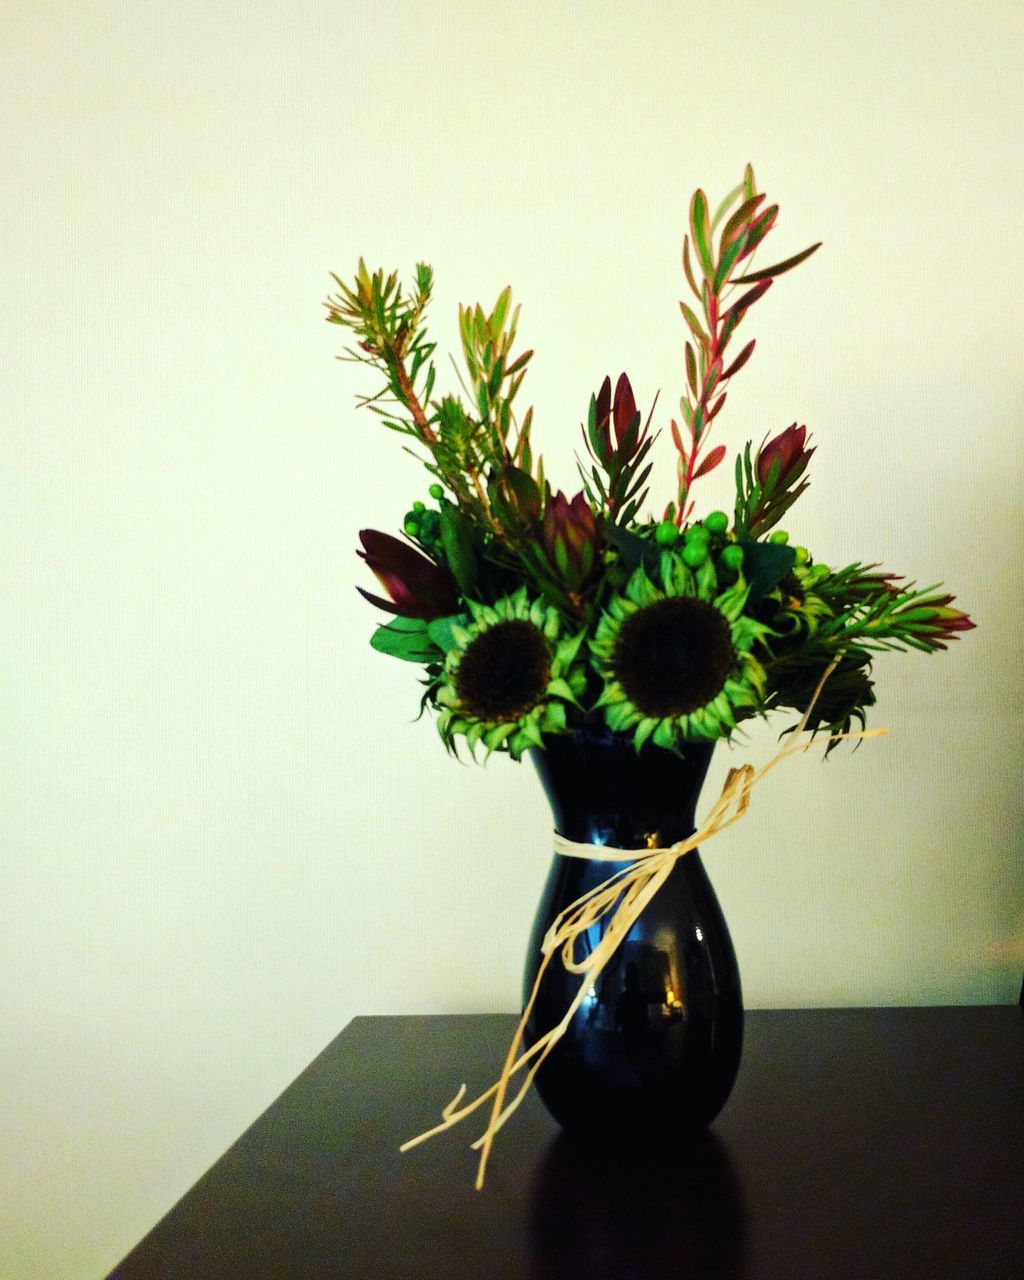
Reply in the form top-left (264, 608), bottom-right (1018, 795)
top-left (527, 1130), bottom-right (749, 1280)
top-left (523, 727), bottom-right (743, 1139)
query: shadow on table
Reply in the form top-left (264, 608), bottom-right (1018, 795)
top-left (526, 1129), bottom-right (748, 1279)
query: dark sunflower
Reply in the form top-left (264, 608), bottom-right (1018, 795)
top-left (434, 588), bottom-right (586, 759)
top-left (591, 551), bottom-right (768, 748)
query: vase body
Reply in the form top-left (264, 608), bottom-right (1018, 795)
top-left (523, 728), bottom-right (743, 1141)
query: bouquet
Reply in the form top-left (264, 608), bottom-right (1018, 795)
top-left (326, 165), bottom-right (973, 761)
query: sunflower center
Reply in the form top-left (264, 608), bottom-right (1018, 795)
top-left (456, 620), bottom-right (552, 722)
top-left (613, 597), bottom-right (735, 718)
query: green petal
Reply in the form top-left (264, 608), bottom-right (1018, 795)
top-left (556, 628), bottom-right (586, 667)
top-left (517, 716), bottom-right (545, 749)
top-left (546, 676), bottom-right (580, 704)
top-left (484, 723), bottom-right (515, 751)
top-left (696, 556), bottom-right (718, 600)
top-left (605, 699), bottom-right (640, 732)
top-left (715, 583), bottom-right (749, 622)
top-left (594, 681), bottom-right (624, 710)
top-left (542, 701), bottom-right (567, 732)
top-left (628, 567), bottom-right (661, 607)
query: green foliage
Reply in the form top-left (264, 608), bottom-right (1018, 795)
top-left (734, 440), bottom-right (812, 537)
top-left (439, 501), bottom-right (479, 595)
top-left (739, 538), bottom-right (797, 602)
top-left (579, 375), bottom-right (656, 527)
top-left (767, 647), bottom-right (877, 751)
top-left (326, 264), bottom-right (540, 551)
top-left (331, 168), bottom-right (971, 760)
top-left (370, 617), bottom-right (441, 663)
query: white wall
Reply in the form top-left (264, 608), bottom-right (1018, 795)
top-left (3, 2), bottom-right (1022, 1276)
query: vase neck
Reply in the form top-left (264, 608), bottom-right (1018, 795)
top-left (530, 730), bottom-right (715, 850)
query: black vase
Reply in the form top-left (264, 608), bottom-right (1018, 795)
top-left (523, 727), bottom-right (743, 1142)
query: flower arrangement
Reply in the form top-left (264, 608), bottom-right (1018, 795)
top-left (327, 165), bottom-right (973, 762)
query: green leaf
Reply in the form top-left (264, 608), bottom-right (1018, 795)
top-left (681, 235), bottom-right (702, 300)
top-left (719, 194), bottom-right (764, 254)
top-left (733, 242), bottom-right (822, 284)
top-left (713, 230), bottom-right (748, 294)
top-left (701, 279), bottom-right (714, 331)
top-left (737, 204), bottom-right (778, 258)
top-left (679, 301), bottom-right (705, 345)
top-left (685, 343), bottom-right (698, 398)
top-left (604, 522), bottom-right (660, 572)
top-left (739, 538), bottom-right (796, 602)
top-left (743, 163), bottom-right (756, 201)
top-left (710, 180), bottom-right (746, 233)
top-left (439, 502), bottom-right (478, 593)
top-left (491, 285), bottom-right (511, 335)
top-left (496, 464), bottom-right (542, 520)
top-left (689, 188), bottom-right (715, 280)
top-left (370, 618), bottom-right (438, 663)
top-left (426, 614), bottom-right (467, 652)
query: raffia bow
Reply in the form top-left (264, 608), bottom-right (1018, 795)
top-left (401, 659), bottom-right (885, 1188)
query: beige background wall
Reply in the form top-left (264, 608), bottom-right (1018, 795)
top-left (3, 2), bottom-right (1022, 1276)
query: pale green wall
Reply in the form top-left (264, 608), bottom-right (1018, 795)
top-left (3, 2), bottom-right (1022, 1277)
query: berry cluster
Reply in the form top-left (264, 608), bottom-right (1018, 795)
top-left (403, 483), bottom-right (447, 555)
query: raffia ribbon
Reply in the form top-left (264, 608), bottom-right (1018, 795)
top-left (401, 660), bottom-right (886, 1189)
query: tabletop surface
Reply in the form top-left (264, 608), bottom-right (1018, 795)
top-left (108, 1007), bottom-right (1023, 1280)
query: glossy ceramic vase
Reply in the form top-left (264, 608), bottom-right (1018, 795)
top-left (523, 727), bottom-right (743, 1142)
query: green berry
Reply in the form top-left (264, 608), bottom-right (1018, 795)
top-left (412, 500), bottom-right (426, 513)
top-left (655, 521), bottom-right (679, 546)
top-left (685, 522), bottom-right (710, 543)
top-left (769, 529), bottom-right (789, 544)
top-left (794, 546), bottom-right (810, 566)
top-left (720, 543), bottom-right (744, 571)
top-left (705, 510), bottom-right (729, 535)
top-left (682, 540), bottom-right (708, 568)
top-left (404, 519), bottom-right (420, 537)
top-left (428, 483), bottom-right (444, 501)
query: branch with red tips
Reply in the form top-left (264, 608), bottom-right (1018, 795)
top-left (674, 164), bottom-right (821, 523)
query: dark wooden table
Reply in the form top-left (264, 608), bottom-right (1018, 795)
top-left (108, 1008), bottom-right (1023, 1279)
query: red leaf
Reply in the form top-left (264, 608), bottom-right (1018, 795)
top-left (724, 278), bottom-right (772, 321)
top-left (693, 444), bottom-right (726, 478)
top-left (670, 417), bottom-right (686, 454)
top-left (722, 339), bottom-right (756, 379)
top-left (734, 241), bottom-right (821, 283)
top-left (720, 194), bottom-right (766, 255)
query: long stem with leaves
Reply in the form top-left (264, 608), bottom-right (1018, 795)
top-left (325, 262), bottom-right (539, 549)
top-left (673, 164), bottom-right (821, 523)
